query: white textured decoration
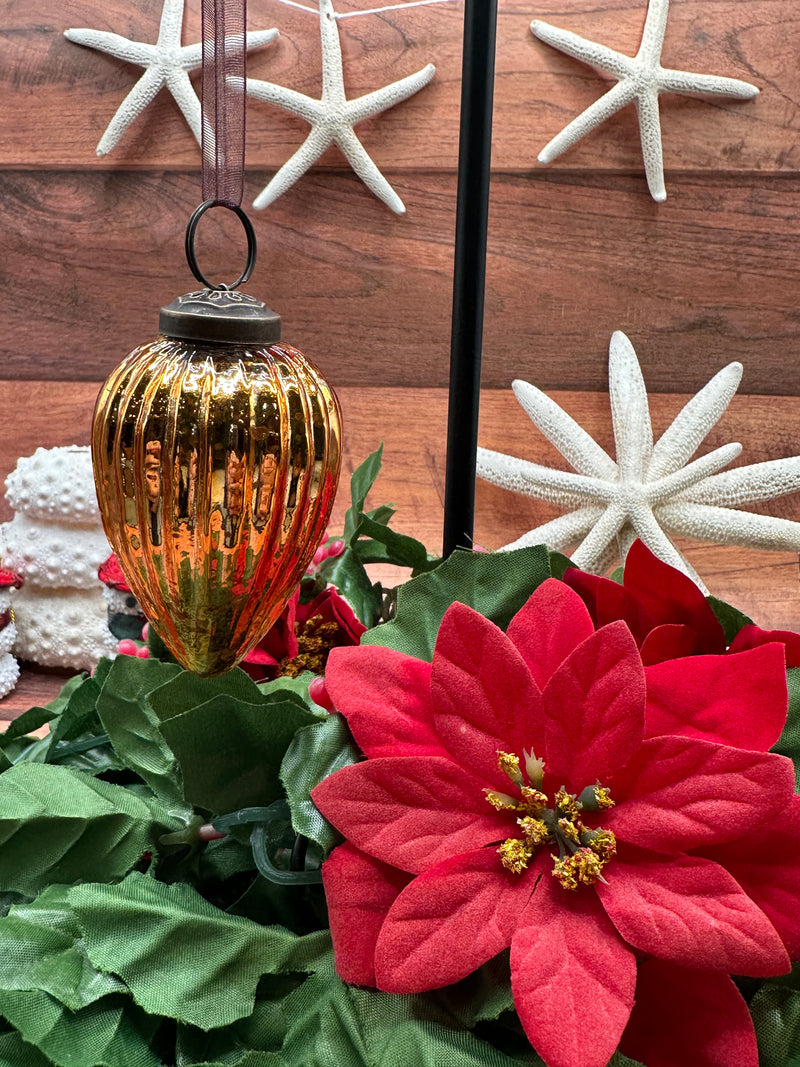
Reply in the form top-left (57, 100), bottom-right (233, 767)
top-left (0, 655), bottom-right (19, 701)
top-left (12, 589), bottom-right (115, 672)
top-left (477, 332), bottom-right (800, 593)
top-left (2, 514), bottom-right (113, 590)
top-left (0, 589), bottom-right (19, 699)
top-left (248, 0), bottom-right (435, 214)
top-left (531, 0), bottom-right (758, 201)
top-left (65, 0), bottom-right (278, 156)
top-left (1, 447), bottom-right (116, 670)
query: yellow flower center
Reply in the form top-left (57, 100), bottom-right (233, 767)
top-left (279, 616), bottom-right (341, 677)
top-left (485, 750), bottom-right (617, 890)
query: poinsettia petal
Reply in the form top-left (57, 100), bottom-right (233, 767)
top-left (730, 623), bottom-right (800, 668)
top-left (620, 959), bottom-right (758, 1067)
top-left (645, 644), bottom-right (788, 750)
top-left (374, 847), bottom-right (536, 992)
top-left (322, 842), bottom-right (412, 986)
top-left (622, 539), bottom-right (726, 653)
top-left (510, 875), bottom-right (636, 1067)
top-left (606, 736), bottom-right (794, 851)
top-left (639, 623), bottom-right (699, 665)
top-left (311, 756), bottom-right (509, 874)
top-left (598, 849), bottom-right (790, 976)
top-left (697, 794), bottom-right (800, 958)
top-left (542, 621), bottom-right (645, 788)
top-left (324, 645), bottom-right (443, 758)
top-left (430, 603), bottom-right (545, 787)
top-left (562, 567), bottom-right (654, 646)
top-left (505, 578), bottom-right (596, 689)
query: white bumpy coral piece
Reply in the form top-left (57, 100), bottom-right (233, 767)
top-left (1, 446), bottom-right (117, 670)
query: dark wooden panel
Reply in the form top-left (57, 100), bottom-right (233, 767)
top-left (1, 0), bottom-right (797, 174)
top-left (3, 169), bottom-right (800, 393)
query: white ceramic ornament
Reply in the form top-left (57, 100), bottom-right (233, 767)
top-left (0, 654), bottom-right (19, 700)
top-left (1, 447), bottom-right (116, 670)
top-left (477, 331), bottom-right (800, 593)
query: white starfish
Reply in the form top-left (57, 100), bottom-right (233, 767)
top-left (531, 0), bottom-right (758, 201)
top-left (247, 0), bottom-right (435, 214)
top-left (65, 0), bottom-right (278, 156)
top-left (477, 332), bottom-right (800, 593)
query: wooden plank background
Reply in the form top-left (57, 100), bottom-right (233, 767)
top-left (3, 0), bottom-right (800, 710)
top-left (0, 0), bottom-right (799, 391)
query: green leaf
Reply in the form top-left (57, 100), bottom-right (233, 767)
top-left (321, 550), bottom-right (382, 628)
top-left (70, 873), bottom-right (322, 1031)
top-left (0, 884), bottom-right (125, 1009)
top-left (280, 714), bottom-right (360, 853)
top-left (547, 551), bottom-right (575, 582)
top-left (175, 975), bottom-right (300, 1064)
top-left (257, 673), bottom-right (326, 716)
top-left (188, 1056), bottom-right (288, 1067)
top-left (0, 1030), bottom-right (57, 1067)
top-left (773, 668), bottom-right (800, 790)
top-left (95, 654), bottom-right (185, 803)
top-left (751, 984), bottom-right (800, 1066)
top-left (0, 989), bottom-right (161, 1067)
top-left (354, 515), bottom-right (436, 572)
top-left (707, 596), bottom-right (754, 645)
top-left (363, 547), bottom-right (551, 661)
top-left (0, 763), bottom-right (178, 895)
top-left (159, 695), bottom-right (316, 815)
top-left (0, 673), bottom-right (86, 748)
top-left (187, 1055), bottom-right (288, 1067)
top-left (148, 668), bottom-right (271, 724)
top-left (279, 969), bottom-right (541, 1067)
top-left (343, 446), bottom-right (384, 544)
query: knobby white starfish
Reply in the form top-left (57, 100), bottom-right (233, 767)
top-left (65, 0), bottom-right (278, 156)
top-left (477, 332), bottom-right (800, 593)
top-left (531, 0), bottom-right (758, 201)
top-left (247, 0), bottom-right (435, 213)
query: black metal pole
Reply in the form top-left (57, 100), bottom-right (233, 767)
top-left (442, 0), bottom-right (498, 556)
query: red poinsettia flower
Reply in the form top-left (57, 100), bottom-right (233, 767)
top-left (242, 585), bottom-right (365, 681)
top-left (312, 578), bottom-right (800, 1067)
top-left (563, 538), bottom-right (800, 666)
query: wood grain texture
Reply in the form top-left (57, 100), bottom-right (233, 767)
top-left (4, 169), bottom-right (800, 394)
top-left (2, 0), bottom-right (797, 175)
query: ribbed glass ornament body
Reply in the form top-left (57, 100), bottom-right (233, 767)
top-left (92, 336), bottom-right (342, 676)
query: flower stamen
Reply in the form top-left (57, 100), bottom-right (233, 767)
top-left (488, 750), bottom-right (616, 890)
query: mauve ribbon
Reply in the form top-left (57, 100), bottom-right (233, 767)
top-left (201, 0), bottom-right (247, 208)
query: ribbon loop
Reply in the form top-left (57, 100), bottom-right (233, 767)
top-left (201, 0), bottom-right (247, 208)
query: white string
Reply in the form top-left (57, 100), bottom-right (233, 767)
top-left (269, 0), bottom-right (457, 19)
top-left (336, 0), bottom-right (457, 18)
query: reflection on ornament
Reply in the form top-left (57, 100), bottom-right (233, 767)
top-left (98, 554), bottom-right (147, 642)
top-left (92, 289), bottom-right (342, 676)
top-left (0, 447), bottom-right (116, 670)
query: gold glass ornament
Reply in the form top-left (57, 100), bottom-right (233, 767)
top-left (92, 288), bottom-right (342, 676)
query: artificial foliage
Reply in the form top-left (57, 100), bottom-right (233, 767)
top-left (2, 449), bottom-right (800, 1066)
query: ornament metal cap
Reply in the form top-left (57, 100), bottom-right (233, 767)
top-left (159, 288), bottom-right (282, 346)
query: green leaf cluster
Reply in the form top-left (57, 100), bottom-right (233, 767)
top-left (313, 446), bottom-right (440, 627)
top-left (3, 463), bottom-right (792, 1067)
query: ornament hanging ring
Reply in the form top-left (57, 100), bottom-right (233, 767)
top-left (185, 199), bottom-right (257, 291)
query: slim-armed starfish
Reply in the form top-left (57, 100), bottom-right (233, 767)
top-left (531, 0), bottom-right (758, 201)
top-left (247, 0), bottom-right (434, 213)
top-left (66, 0), bottom-right (278, 156)
top-left (477, 332), bottom-right (800, 592)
